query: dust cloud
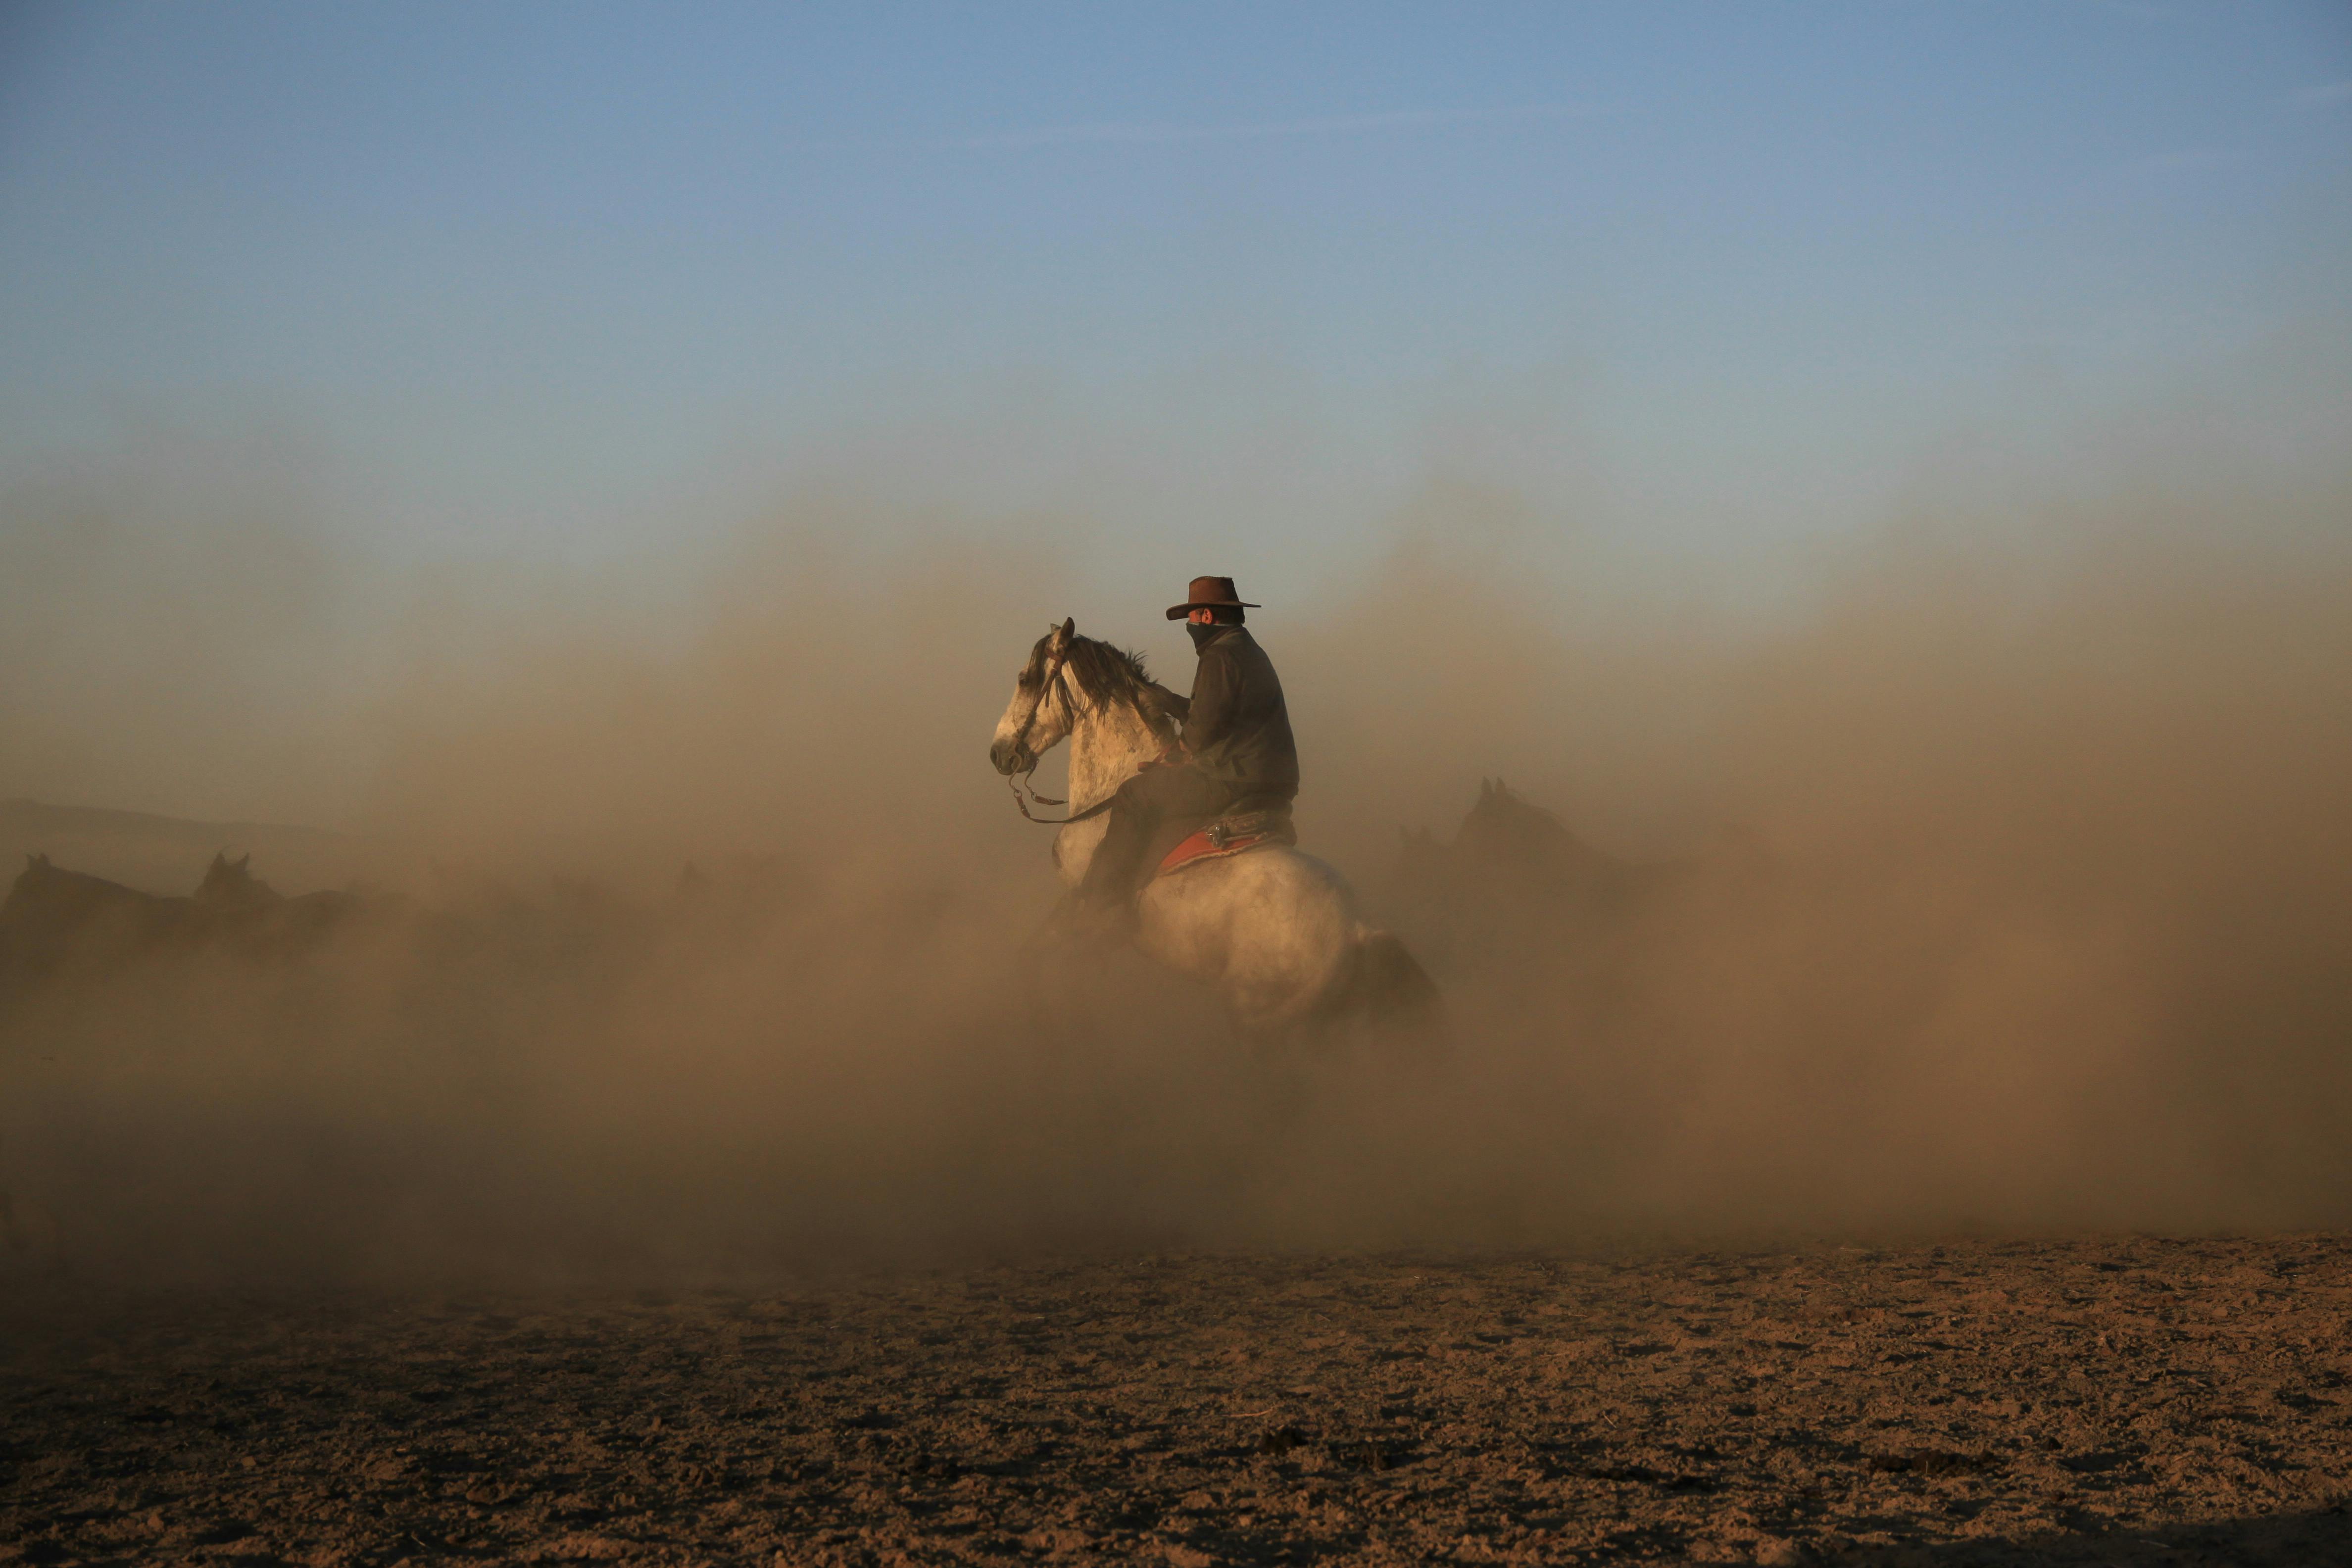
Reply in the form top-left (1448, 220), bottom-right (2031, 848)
top-left (1, 431), bottom-right (2348, 1284)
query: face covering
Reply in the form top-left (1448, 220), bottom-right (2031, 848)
top-left (1187, 620), bottom-right (1231, 651)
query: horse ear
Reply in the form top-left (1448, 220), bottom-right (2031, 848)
top-left (1053, 617), bottom-right (1074, 647)
top-left (238, 853), bottom-right (250, 871)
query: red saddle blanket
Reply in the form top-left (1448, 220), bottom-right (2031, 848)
top-left (1155, 812), bottom-right (1297, 879)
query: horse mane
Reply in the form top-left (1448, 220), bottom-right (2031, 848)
top-left (1062, 634), bottom-right (1185, 735)
top-left (1023, 626), bottom-right (1185, 737)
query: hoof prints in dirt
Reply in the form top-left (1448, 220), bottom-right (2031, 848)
top-left (4, 1235), bottom-right (2352, 1563)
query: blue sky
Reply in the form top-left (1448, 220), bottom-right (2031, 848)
top-left (3, 2), bottom-right (2348, 612)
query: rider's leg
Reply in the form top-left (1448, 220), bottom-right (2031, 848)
top-left (1076, 764), bottom-right (1227, 913)
top-left (1075, 772), bottom-right (1168, 913)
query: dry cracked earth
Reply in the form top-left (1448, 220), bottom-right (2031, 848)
top-left (4, 1235), bottom-right (2351, 1566)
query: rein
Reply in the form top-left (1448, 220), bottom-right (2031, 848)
top-left (1006, 770), bottom-right (1116, 826)
top-left (1002, 644), bottom-right (1155, 827)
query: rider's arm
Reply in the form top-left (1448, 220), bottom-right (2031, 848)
top-left (1182, 644), bottom-right (1235, 756)
top-left (1152, 690), bottom-right (1193, 765)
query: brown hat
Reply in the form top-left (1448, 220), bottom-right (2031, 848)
top-left (1165, 575), bottom-right (1261, 621)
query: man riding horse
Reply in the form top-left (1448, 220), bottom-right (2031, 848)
top-left (1067, 575), bottom-right (1299, 937)
top-left (992, 587), bottom-right (1433, 1032)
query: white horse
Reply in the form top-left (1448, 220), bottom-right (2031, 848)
top-left (988, 619), bottom-right (1435, 1043)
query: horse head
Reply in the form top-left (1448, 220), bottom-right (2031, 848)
top-left (195, 850), bottom-right (279, 908)
top-left (989, 617), bottom-right (1078, 777)
top-left (9, 852), bottom-right (56, 895)
top-left (7, 853), bottom-right (50, 909)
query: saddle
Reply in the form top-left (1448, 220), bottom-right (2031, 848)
top-left (1152, 806), bottom-right (1297, 880)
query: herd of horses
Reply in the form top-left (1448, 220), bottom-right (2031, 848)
top-left (0, 848), bottom-right (817, 997)
top-left (1, 624), bottom-right (1674, 1044)
top-left (0, 850), bottom-right (371, 982)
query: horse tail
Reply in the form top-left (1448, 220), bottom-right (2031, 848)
top-left (1340, 926), bottom-right (1442, 1029)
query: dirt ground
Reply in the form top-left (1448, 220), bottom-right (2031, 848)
top-left (3, 1234), bottom-right (2349, 1566)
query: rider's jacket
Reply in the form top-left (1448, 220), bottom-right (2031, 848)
top-left (1181, 624), bottom-right (1300, 797)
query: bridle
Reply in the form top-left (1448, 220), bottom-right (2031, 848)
top-left (1001, 643), bottom-right (1130, 827)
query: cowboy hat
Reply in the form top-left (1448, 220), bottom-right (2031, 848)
top-left (1165, 575), bottom-right (1262, 620)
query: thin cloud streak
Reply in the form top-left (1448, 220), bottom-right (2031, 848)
top-left (948, 101), bottom-right (1618, 152)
